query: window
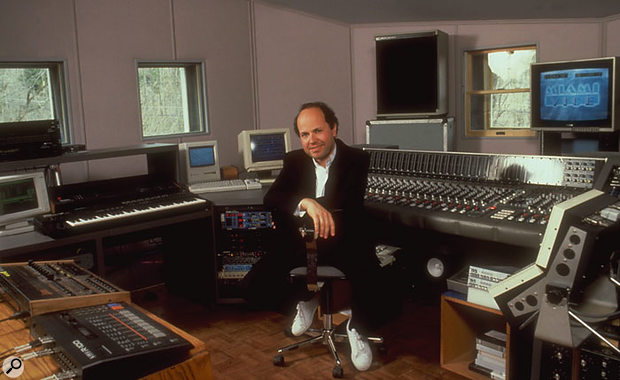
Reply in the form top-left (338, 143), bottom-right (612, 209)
top-left (465, 46), bottom-right (537, 137)
top-left (0, 62), bottom-right (71, 143)
top-left (137, 62), bottom-right (208, 138)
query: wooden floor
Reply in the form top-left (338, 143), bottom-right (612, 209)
top-left (135, 288), bottom-right (467, 380)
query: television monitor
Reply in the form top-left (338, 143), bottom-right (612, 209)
top-left (531, 56), bottom-right (619, 132)
top-left (375, 30), bottom-right (448, 118)
top-left (0, 171), bottom-right (50, 236)
top-left (237, 128), bottom-right (291, 173)
top-left (178, 141), bottom-right (220, 184)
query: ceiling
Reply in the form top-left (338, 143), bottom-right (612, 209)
top-left (259, 0), bottom-right (620, 24)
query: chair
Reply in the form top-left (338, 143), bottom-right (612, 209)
top-left (272, 227), bottom-right (384, 378)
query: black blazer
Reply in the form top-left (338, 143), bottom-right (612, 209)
top-left (264, 139), bottom-right (371, 261)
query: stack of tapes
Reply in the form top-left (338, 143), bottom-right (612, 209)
top-left (466, 265), bottom-right (516, 309)
top-left (469, 329), bottom-right (507, 380)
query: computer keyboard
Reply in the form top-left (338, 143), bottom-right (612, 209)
top-left (189, 179), bottom-right (261, 193)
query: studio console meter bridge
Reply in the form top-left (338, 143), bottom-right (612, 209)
top-left (363, 148), bottom-right (606, 249)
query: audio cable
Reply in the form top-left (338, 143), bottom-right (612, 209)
top-left (0, 336), bottom-right (55, 361)
top-left (41, 370), bottom-right (78, 380)
top-left (20, 347), bottom-right (58, 361)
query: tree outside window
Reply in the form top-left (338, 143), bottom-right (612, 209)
top-left (137, 62), bottom-right (207, 138)
top-left (0, 62), bottom-right (70, 143)
top-left (465, 46), bottom-right (537, 137)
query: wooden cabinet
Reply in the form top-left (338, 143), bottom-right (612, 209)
top-left (440, 293), bottom-right (511, 380)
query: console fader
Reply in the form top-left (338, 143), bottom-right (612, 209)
top-left (364, 149), bottom-right (606, 248)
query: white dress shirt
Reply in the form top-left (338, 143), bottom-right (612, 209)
top-left (294, 144), bottom-right (337, 216)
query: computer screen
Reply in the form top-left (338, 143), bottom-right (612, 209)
top-left (531, 57), bottom-right (618, 132)
top-left (178, 141), bottom-right (220, 184)
top-left (237, 129), bottom-right (291, 173)
top-left (0, 171), bottom-right (50, 235)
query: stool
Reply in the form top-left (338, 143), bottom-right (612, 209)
top-left (273, 265), bottom-right (384, 378)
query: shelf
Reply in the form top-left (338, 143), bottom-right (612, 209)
top-left (441, 294), bottom-right (511, 380)
top-left (2, 143), bottom-right (179, 182)
top-left (2, 143), bottom-right (176, 170)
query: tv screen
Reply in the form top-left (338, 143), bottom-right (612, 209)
top-left (250, 133), bottom-right (286, 163)
top-left (0, 177), bottom-right (39, 216)
top-left (375, 30), bottom-right (448, 118)
top-left (179, 141), bottom-right (220, 184)
top-left (188, 146), bottom-right (215, 167)
top-left (238, 128), bottom-right (291, 173)
top-left (0, 171), bottom-right (50, 235)
top-left (531, 57), bottom-right (618, 132)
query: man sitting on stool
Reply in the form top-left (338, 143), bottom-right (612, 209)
top-left (242, 101), bottom-right (385, 371)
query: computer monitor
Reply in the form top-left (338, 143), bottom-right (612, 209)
top-left (0, 171), bottom-right (50, 236)
top-left (531, 56), bottom-right (619, 132)
top-left (178, 141), bottom-right (221, 184)
top-left (375, 30), bottom-right (449, 118)
top-left (237, 128), bottom-right (291, 174)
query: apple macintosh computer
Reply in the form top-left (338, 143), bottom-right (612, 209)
top-left (179, 140), bottom-right (261, 193)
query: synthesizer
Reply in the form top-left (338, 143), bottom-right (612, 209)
top-left (364, 148), bottom-right (607, 248)
top-left (30, 302), bottom-right (192, 380)
top-left (217, 207), bottom-right (273, 280)
top-left (34, 175), bottom-right (209, 238)
top-left (0, 260), bottom-right (130, 317)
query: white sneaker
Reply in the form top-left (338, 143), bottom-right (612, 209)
top-left (291, 298), bottom-right (318, 336)
top-left (346, 318), bottom-right (372, 371)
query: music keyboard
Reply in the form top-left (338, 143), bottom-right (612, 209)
top-left (34, 177), bottom-right (210, 238)
top-left (64, 193), bottom-right (207, 228)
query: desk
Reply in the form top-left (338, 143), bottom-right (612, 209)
top-left (0, 301), bottom-right (213, 379)
top-left (0, 210), bottom-right (214, 303)
top-left (197, 187), bottom-right (267, 206)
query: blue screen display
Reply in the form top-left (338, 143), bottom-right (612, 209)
top-left (250, 134), bottom-right (286, 163)
top-left (540, 68), bottom-right (609, 121)
top-left (188, 146), bottom-right (215, 167)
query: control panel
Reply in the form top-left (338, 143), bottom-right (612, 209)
top-left (364, 149), bottom-right (606, 248)
top-left (214, 205), bottom-right (274, 301)
top-left (30, 302), bottom-right (192, 379)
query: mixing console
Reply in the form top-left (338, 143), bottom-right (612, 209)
top-left (0, 260), bottom-right (130, 317)
top-left (364, 149), bottom-right (606, 248)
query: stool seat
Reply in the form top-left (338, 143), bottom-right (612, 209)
top-left (290, 266), bottom-right (346, 279)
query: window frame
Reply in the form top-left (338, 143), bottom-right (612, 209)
top-left (136, 60), bottom-right (209, 140)
top-left (0, 61), bottom-right (72, 144)
top-left (464, 45), bottom-right (537, 138)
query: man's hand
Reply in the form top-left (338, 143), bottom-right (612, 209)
top-left (299, 198), bottom-right (335, 239)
